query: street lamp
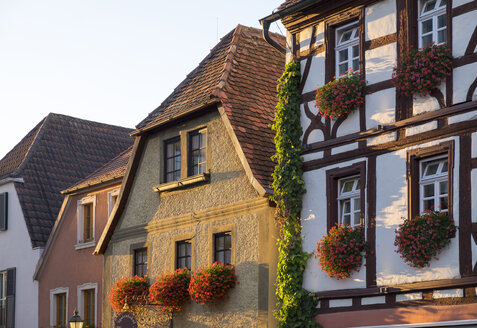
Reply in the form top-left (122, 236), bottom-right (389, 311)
top-left (68, 309), bottom-right (83, 328)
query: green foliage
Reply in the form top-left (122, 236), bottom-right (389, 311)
top-left (272, 60), bottom-right (320, 328)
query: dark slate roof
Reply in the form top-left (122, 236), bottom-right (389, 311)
top-left (0, 113), bottom-right (133, 247)
top-left (136, 25), bottom-right (285, 191)
top-left (63, 145), bottom-right (132, 193)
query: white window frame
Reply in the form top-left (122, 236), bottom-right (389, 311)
top-left (418, 0), bottom-right (447, 47)
top-left (419, 155), bottom-right (448, 213)
top-left (335, 21), bottom-right (360, 78)
top-left (108, 189), bottom-right (120, 217)
top-left (75, 195), bottom-right (96, 250)
top-left (77, 283), bottom-right (97, 328)
top-left (337, 176), bottom-right (361, 226)
top-left (49, 287), bottom-right (69, 328)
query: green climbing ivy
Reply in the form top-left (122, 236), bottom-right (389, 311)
top-left (271, 60), bottom-right (320, 328)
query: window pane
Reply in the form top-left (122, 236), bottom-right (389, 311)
top-left (339, 63), bottom-right (348, 76)
top-left (352, 45), bottom-right (359, 58)
top-left (354, 198), bottom-right (361, 211)
top-left (342, 214), bottom-right (351, 225)
top-left (438, 30), bottom-right (446, 44)
top-left (438, 14), bottom-right (446, 28)
top-left (439, 0), bottom-right (446, 8)
top-left (356, 179), bottom-right (361, 190)
top-left (422, 34), bottom-right (433, 47)
top-left (442, 160), bottom-right (448, 172)
top-left (440, 196), bottom-right (448, 210)
top-left (352, 59), bottom-right (359, 72)
top-left (353, 212), bottom-right (361, 226)
top-left (341, 30), bottom-right (352, 42)
top-left (423, 0), bottom-right (437, 13)
top-left (339, 49), bottom-right (348, 62)
top-left (216, 252), bottom-right (224, 263)
top-left (343, 200), bottom-right (351, 213)
top-left (423, 184), bottom-right (435, 197)
top-left (342, 181), bottom-right (354, 193)
top-left (423, 199), bottom-right (435, 211)
top-left (439, 181), bottom-right (448, 195)
top-left (424, 162), bottom-right (439, 176)
top-left (422, 19), bottom-right (433, 34)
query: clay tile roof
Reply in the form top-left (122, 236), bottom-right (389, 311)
top-left (136, 25), bottom-right (285, 191)
top-left (63, 145), bottom-right (133, 193)
top-left (0, 113), bottom-right (133, 247)
top-left (277, 0), bottom-right (304, 11)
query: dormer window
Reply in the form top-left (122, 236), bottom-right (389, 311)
top-left (76, 195), bottom-right (96, 249)
top-left (419, 0), bottom-right (446, 47)
top-left (336, 22), bottom-right (360, 77)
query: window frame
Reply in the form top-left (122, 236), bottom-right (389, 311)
top-left (407, 141), bottom-right (454, 219)
top-left (337, 175), bottom-right (362, 226)
top-left (76, 195), bottom-right (96, 250)
top-left (324, 8), bottom-right (363, 83)
top-left (419, 155), bottom-right (449, 213)
top-left (335, 22), bottom-right (360, 77)
top-left (0, 271), bottom-right (6, 328)
top-left (49, 287), bottom-right (68, 328)
top-left (77, 283), bottom-right (97, 328)
top-left (164, 136), bottom-right (182, 183)
top-left (0, 193), bottom-right (8, 231)
top-left (213, 232), bottom-right (232, 265)
top-left (326, 162), bottom-right (366, 231)
top-left (133, 247), bottom-right (148, 278)
top-left (175, 240), bottom-right (192, 270)
top-left (418, 0), bottom-right (447, 47)
top-left (188, 128), bottom-right (207, 177)
top-left (108, 188), bottom-right (120, 217)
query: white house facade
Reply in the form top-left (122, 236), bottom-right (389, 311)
top-left (263, 0), bottom-right (477, 326)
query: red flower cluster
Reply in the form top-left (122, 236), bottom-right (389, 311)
top-left (392, 43), bottom-right (452, 97)
top-left (315, 224), bottom-right (368, 280)
top-left (394, 210), bottom-right (457, 268)
top-left (188, 262), bottom-right (237, 305)
top-left (109, 276), bottom-right (149, 313)
top-left (148, 268), bottom-right (191, 313)
top-left (315, 70), bottom-right (366, 119)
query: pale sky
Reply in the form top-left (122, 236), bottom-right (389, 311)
top-left (0, 0), bottom-right (285, 159)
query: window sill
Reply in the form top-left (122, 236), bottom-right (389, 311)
top-left (153, 173), bottom-right (210, 193)
top-left (75, 240), bottom-right (96, 250)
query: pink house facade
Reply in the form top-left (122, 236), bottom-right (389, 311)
top-left (34, 147), bottom-right (131, 328)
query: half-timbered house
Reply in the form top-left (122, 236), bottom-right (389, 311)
top-left (262, 0), bottom-right (477, 327)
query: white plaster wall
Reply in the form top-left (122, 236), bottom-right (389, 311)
top-left (303, 151), bottom-right (323, 162)
top-left (331, 142), bottom-right (359, 156)
top-left (365, 0), bottom-right (397, 41)
top-left (448, 108), bottom-right (477, 125)
top-left (452, 11), bottom-right (477, 57)
top-left (302, 158), bottom-right (368, 292)
top-left (472, 132), bottom-right (477, 158)
top-left (453, 63), bottom-right (477, 104)
top-left (301, 24), bottom-right (325, 94)
top-left (471, 169), bottom-right (477, 271)
top-left (405, 121), bottom-right (438, 138)
top-left (336, 108), bottom-right (361, 137)
top-left (365, 43), bottom-right (397, 85)
top-left (453, 0), bottom-right (474, 7)
top-left (413, 82), bottom-right (446, 115)
top-left (375, 137), bottom-right (460, 286)
top-left (0, 182), bottom-right (40, 328)
top-left (366, 88), bottom-right (396, 130)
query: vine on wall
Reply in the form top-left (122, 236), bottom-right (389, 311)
top-left (272, 60), bottom-right (320, 328)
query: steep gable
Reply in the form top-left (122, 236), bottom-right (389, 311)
top-left (0, 113), bottom-right (133, 247)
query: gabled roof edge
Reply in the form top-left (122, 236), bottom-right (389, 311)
top-left (94, 136), bottom-right (146, 255)
top-left (33, 195), bottom-right (71, 281)
top-left (217, 104), bottom-right (269, 197)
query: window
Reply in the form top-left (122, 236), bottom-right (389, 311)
top-left (338, 176), bottom-right (361, 226)
top-left (164, 137), bottom-right (181, 182)
top-left (214, 232), bottom-right (232, 265)
top-left (419, 156), bottom-right (448, 213)
top-left (0, 269), bottom-right (14, 328)
top-left (50, 287), bottom-right (68, 328)
top-left (108, 189), bottom-right (120, 217)
top-left (77, 284), bottom-right (97, 328)
top-left (335, 22), bottom-right (360, 77)
top-left (176, 241), bottom-right (192, 270)
top-left (326, 162), bottom-right (366, 231)
top-left (76, 196), bottom-right (96, 248)
top-left (418, 0), bottom-right (446, 47)
top-left (188, 129), bottom-right (207, 176)
top-left (0, 193), bottom-right (7, 231)
top-left (407, 141), bottom-right (453, 219)
top-left (134, 248), bottom-right (148, 277)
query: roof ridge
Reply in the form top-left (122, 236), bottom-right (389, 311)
top-left (210, 24), bottom-right (244, 99)
top-left (9, 114), bottom-right (51, 177)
